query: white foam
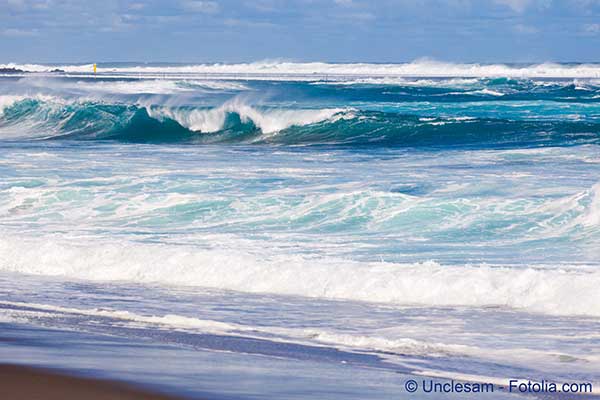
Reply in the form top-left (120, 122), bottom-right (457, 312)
top-left (5, 60), bottom-right (600, 78)
top-left (0, 300), bottom-right (489, 359)
top-left (314, 77), bottom-right (482, 87)
top-left (0, 301), bottom-right (238, 333)
top-left (35, 78), bottom-right (192, 95)
top-left (0, 94), bottom-right (64, 112)
top-left (578, 183), bottom-right (600, 227)
top-left (3, 300), bottom-right (597, 380)
top-left (19, 77), bottom-right (249, 95)
top-left (183, 80), bottom-right (250, 91)
top-left (0, 301), bottom-right (510, 361)
top-left (0, 95), bottom-right (26, 116)
top-left (1, 235), bottom-right (599, 317)
top-left (472, 88), bottom-right (505, 96)
top-left (147, 98), bottom-right (346, 134)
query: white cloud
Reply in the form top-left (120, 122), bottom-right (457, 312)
top-left (181, 0), bottom-right (220, 13)
top-left (493, 0), bottom-right (550, 13)
top-left (100, 14), bottom-right (136, 33)
top-left (513, 23), bottom-right (539, 34)
top-left (494, 0), bottom-right (531, 12)
top-left (571, 0), bottom-right (600, 8)
top-left (4, 0), bottom-right (51, 11)
top-left (583, 23), bottom-right (600, 34)
top-left (4, 0), bottom-right (26, 9)
top-left (244, 0), bottom-right (280, 12)
top-left (341, 12), bottom-right (375, 21)
top-left (128, 2), bottom-right (145, 10)
top-left (224, 18), bottom-right (277, 28)
top-left (1, 27), bottom-right (38, 36)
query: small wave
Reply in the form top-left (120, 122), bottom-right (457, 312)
top-left (5, 299), bottom-right (598, 386)
top-left (0, 300), bottom-right (542, 361)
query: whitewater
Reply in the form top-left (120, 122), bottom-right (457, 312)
top-left (1, 62), bottom-right (600, 396)
top-left (4, 60), bottom-right (600, 78)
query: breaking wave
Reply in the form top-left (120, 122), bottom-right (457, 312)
top-left (1, 235), bottom-right (599, 317)
top-left (146, 99), bottom-right (347, 134)
top-left (2, 96), bottom-right (600, 147)
top-left (4, 60), bottom-right (600, 79)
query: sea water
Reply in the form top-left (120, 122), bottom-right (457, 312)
top-left (1, 61), bottom-right (599, 397)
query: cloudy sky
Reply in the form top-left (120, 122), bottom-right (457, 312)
top-left (1, 0), bottom-right (599, 63)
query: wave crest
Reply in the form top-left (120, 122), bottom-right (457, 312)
top-left (146, 99), bottom-right (347, 134)
top-left (2, 95), bottom-right (600, 147)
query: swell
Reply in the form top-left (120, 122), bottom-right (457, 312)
top-left (2, 97), bottom-right (600, 147)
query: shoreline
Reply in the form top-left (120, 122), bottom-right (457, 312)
top-left (0, 364), bottom-right (191, 400)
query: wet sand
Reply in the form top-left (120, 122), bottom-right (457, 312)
top-left (0, 364), bottom-right (190, 400)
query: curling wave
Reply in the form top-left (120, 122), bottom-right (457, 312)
top-left (1, 96), bottom-right (600, 147)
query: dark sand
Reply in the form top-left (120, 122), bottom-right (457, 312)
top-left (0, 364), bottom-right (190, 400)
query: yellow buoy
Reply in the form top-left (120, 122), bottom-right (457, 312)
top-left (93, 63), bottom-right (97, 75)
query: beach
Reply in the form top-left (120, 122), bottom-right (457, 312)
top-left (0, 364), bottom-right (187, 400)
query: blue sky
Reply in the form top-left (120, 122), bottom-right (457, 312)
top-left (1, 0), bottom-right (600, 63)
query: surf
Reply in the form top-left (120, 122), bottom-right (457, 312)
top-left (1, 95), bottom-right (600, 147)
top-left (4, 60), bottom-right (600, 78)
top-left (1, 234), bottom-right (599, 317)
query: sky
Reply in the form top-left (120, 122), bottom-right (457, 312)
top-left (1, 0), bottom-right (600, 63)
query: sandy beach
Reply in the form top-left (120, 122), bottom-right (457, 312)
top-left (0, 364), bottom-right (189, 400)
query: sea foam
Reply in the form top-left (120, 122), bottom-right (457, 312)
top-left (146, 99), bottom-right (347, 134)
top-left (1, 235), bottom-right (599, 317)
top-left (4, 60), bottom-right (600, 78)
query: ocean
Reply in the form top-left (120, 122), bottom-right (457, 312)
top-left (1, 61), bottom-right (599, 398)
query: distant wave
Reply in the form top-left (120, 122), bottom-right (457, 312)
top-left (14, 77), bottom-right (250, 95)
top-left (7, 75), bottom-right (600, 101)
top-left (1, 96), bottom-right (600, 147)
top-left (4, 60), bottom-right (600, 78)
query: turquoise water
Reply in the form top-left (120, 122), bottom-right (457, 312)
top-left (1, 63), bottom-right (599, 397)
